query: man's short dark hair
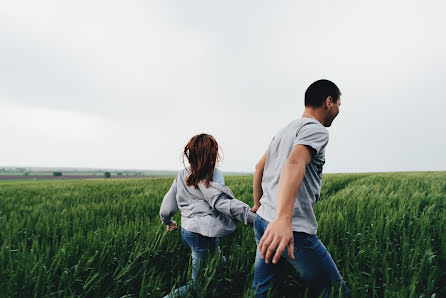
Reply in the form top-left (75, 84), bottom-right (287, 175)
top-left (305, 79), bottom-right (341, 107)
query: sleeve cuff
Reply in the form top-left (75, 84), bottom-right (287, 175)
top-left (160, 216), bottom-right (173, 226)
top-left (293, 142), bottom-right (319, 155)
top-left (245, 210), bottom-right (256, 225)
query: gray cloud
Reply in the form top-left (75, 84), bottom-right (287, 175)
top-left (1, 0), bottom-right (445, 172)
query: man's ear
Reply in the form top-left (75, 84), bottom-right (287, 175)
top-left (325, 96), bottom-right (332, 110)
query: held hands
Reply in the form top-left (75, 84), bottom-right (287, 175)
top-left (251, 203), bottom-right (261, 213)
top-left (258, 219), bottom-right (295, 264)
top-left (167, 221), bottom-right (178, 232)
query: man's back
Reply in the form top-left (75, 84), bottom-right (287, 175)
top-left (256, 117), bottom-right (329, 235)
top-left (251, 79), bottom-right (350, 297)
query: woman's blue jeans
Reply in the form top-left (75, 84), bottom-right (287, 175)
top-left (164, 227), bottom-right (225, 298)
top-left (252, 215), bottom-right (351, 297)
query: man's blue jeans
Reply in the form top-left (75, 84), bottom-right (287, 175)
top-left (164, 227), bottom-right (225, 297)
top-left (252, 215), bottom-right (351, 297)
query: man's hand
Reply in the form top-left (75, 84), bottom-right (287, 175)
top-left (251, 203), bottom-right (261, 213)
top-left (167, 221), bottom-right (178, 232)
top-left (258, 219), bottom-right (295, 264)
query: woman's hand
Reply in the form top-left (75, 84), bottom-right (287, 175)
top-left (167, 221), bottom-right (178, 232)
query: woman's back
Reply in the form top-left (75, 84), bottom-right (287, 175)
top-left (161, 168), bottom-right (240, 237)
top-left (159, 133), bottom-right (255, 298)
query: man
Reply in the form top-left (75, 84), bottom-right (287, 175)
top-left (251, 79), bottom-right (350, 297)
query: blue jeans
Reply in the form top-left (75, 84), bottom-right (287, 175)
top-left (164, 227), bottom-right (225, 298)
top-left (252, 215), bottom-right (351, 297)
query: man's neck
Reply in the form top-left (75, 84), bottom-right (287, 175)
top-left (302, 108), bottom-right (324, 125)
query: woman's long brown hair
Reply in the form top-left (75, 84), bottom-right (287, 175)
top-left (183, 134), bottom-right (220, 188)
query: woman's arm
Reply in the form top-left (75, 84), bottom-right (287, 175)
top-left (159, 176), bottom-right (179, 226)
top-left (212, 193), bottom-right (256, 225)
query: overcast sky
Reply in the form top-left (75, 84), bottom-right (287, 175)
top-left (1, 1), bottom-right (445, 173)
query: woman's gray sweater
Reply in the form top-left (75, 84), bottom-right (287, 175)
top-left (159, 168), bottom-right (256, 237)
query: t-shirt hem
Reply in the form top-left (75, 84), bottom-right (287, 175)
top-left (290, 226), bottom-right (317, 235)
top-left (256, 209), bottom-right (317, 235)
top-left (256, 207), bottom-right (274, 223)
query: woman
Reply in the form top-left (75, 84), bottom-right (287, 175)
top-left (160, 133), bottom-right (255, 297)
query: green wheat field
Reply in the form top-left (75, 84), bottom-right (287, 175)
top-left (0, 172), bottom-right (445, 297)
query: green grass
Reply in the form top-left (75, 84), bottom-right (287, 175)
top-left (0, 173), bottom-right (445, 297)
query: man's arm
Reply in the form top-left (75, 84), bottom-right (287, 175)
top-left (258, 145), bottom-right (312, 264)
top-left (252, 150), bottom-right (268, 213)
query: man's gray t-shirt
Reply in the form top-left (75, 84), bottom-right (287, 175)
top-left (256, 118), bottom-right (329, 235)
